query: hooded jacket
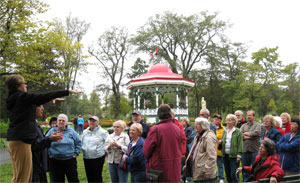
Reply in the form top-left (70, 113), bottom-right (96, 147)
top-left (6, 90), bottom-right (69, 141)
top-left (143, 119), bottom-right (183, 183)
top-left (185, 130), bottom-right (218, 181)
top-left (243, 154), bottom-right (284, 181)
top-left (277, 133), bottom-right (300, 173)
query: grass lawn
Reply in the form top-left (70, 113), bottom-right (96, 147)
top-left (0, 154), bottom-right (113, 183)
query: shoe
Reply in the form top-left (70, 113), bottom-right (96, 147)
top-left (219, 179), bottom-right (224, 183)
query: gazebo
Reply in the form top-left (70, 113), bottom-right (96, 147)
top-left (127, 64), bottom-right (195, 123)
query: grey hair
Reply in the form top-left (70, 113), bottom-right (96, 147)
top-left (195, 117), bottom-right (210, 131)
top-left (235, 110), bottom-right (243, 116)
top-left (273, 116), bottom-right (282, 128)
top-left (226, 114), bottom-right (238, 126)
top-left (200, 108), bottom-right (210, 116)
top-left (57, 114), bottom-right (68, 122)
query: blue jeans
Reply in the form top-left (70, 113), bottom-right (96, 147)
top-left (223, 155), bottom-right (240, 183)
top-left (242, 152), bottom-right (258, 182)
top-left (131, 171), bottom-right (146, 183)
top-left (217, 156), bottom-right (224, 180)
top-left (108, 163), bottom-right (128, 183)
top-left (78, 124), bottom-right (83, 135)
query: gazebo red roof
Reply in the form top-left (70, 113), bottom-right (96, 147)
top-left (127, 64), bottom-right (195, 88)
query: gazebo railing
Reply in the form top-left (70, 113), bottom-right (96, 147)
top-left (140, 108), bottom-right (188, 116)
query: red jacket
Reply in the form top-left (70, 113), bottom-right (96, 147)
top-left (283, 122), bottom-right (291, 134)
top-left (173, 119), bottom-right (187, 155)
top-left (243, 154), bottom-right (284, 181)
top-left (276, 127), bottom-right (285, 136)
top-left (143, 119), bottom-right (183, 183)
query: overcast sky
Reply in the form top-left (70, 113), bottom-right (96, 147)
top-left (43, 0), bottom-right (300, 95)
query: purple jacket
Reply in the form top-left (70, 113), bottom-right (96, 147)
top-left (143, 119), bottom-right (183, 183)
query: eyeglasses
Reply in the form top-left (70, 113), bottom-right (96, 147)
top-left (113, 126), bottom-right (120, 128)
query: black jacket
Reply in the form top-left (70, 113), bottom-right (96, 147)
top-left (6, 90), bottom-right (69, 141)
top-left (32, 121), bottom-right (51, 173)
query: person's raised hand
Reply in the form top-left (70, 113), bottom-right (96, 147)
top-left (69, 90), bottom-right (82, 94)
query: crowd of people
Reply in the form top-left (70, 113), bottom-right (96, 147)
top-left (4, 74), bottom-right (300, 183)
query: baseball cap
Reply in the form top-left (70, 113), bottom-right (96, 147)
top-left (132, 110), bottom-right (142, 116)
top-left (88, 116), bottom-right (99, 122)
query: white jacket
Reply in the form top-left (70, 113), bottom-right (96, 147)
top-left (82, 126), bottom-right (108, 159)
top-left (104, 132), bottom-right (130, 164)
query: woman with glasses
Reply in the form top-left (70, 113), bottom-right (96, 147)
top-left (104, 120), bottom-right (130, 183)
top-left (5, 74), bottom-right (81, 183)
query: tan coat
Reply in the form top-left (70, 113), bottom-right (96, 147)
top-left (185, 130), bottom-right (218, 181)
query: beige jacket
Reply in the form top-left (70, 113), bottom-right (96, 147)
top-left (104, 132), bottom-right (130, 164)
top-left (186, 130), bottom-right (218, 181)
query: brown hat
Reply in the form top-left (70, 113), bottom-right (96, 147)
top-left (213, 114), bottom-right (222, 120)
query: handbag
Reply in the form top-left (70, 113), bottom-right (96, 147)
top-left (146, 125), bottom-right (164, 183)
top-left (118, 157), bottom-right (127, 171)
top-left (218, 142), bottom-right (223, 150)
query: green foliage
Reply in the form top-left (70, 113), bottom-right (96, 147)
top-left (0, 154), bottom-right (112, 183)
top-left (267, 99), bottom-right (277, 114)
top-left (132, 11), bottom-right (228, 78)
top-left (0, 121), bottom-right (9, 134)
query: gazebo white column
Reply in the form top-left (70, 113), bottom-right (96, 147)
top-left (133, 95), bottom-right (136, 109)
top-left (137, 89), bottom-right (140, 110)
top-left (156, 87), bottom-right (159, 108)
top-left (186, 89), bottom-right (188, 109)
top-left (176, 87), bottom-right (179, 109)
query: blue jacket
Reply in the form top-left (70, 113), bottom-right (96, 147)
top-left (125, 137), bottom-right (146, 173)
top-left (77, 118), bottom-right (84, 125)
top-left (261, 127), bottom-right (282, 144)
top-left (276, 133), bottom-right (300, 173)
top-left (46, 126), bottom-right (81, 160)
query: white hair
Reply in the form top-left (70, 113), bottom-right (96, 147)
top-left (273, 116), bottom-right (282, 128)
top-left (200, 108), bottom-right (210, 116)
top-left (195, 117), bottom-right (210, 131)
top-left (235, 110), bottom-right (243, 116)
top-left (57, 114), bottom-right (68, 122)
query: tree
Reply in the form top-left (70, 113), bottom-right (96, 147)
top-left (132, 11), bottom-right (228, 78)
top-left (267, 98), bottom-right (277, 114)
top-left (89, 90), bottom-right (101, 116)
top-left (89, 27), bottom-right (131, 119)
top-left (128, 58), bottom-right (149, 79)
top-left (53, 14), bottom-right (90, 115)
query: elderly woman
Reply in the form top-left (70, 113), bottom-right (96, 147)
top-left (181, 117), bottom-right (195, 152)
top-left (82, 116), bottom-right (108, 183)
top-left (237, 139), bottom-right (284, 182)
top-left (184, 117), bottom-right (218, 183)
top-left (104, 120), bottom-right (130, 183)
top-left (143, 104), bottom-right (183, 183)
top-left (280, 112), bottom-right (291, 134)
top-left (219, 114), bottom-right (243, 183)
top-left (5, 74), bottom-right (80, 183)
top-left (122, 123), bottom-right (146, 183)
top-left (273, 116), bottom-right (284, 136)
top-left (277, 118), bottom-right (300, 175)
top-left (261, 115), bottom-right (282, 144)
top-left (46, 114), bottom-right (82, 183)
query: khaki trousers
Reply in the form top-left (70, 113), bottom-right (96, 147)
top-left (7, 141), bottom-right (32, 183)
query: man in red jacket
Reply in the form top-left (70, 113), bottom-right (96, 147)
top-left (171, 110), bottom-right (187, 157)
